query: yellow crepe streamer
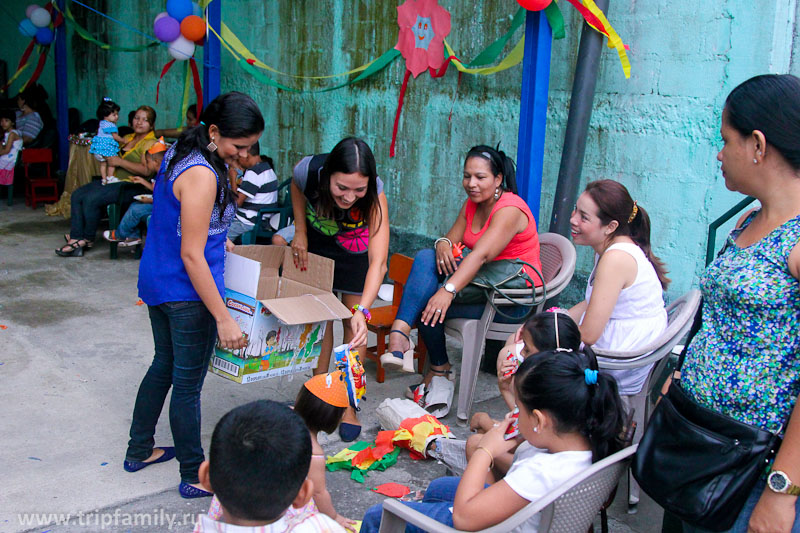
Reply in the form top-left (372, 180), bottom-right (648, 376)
top-left (408, 421), bottom-right (435, 453)
top-left (325, 447), bottom-right (360, 465)
top-left (3, 62), bottom-right (31, 93)
top-left (576, 0), bottom-right (630, 78)
top-left (443, 37), bottom-right (525, 75)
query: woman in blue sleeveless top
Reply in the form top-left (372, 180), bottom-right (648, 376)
top-left (125, 93), bottom-right (264, 499)
top-left (668, 75), bottom-right (800, 532)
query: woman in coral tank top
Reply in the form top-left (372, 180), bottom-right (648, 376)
top-left (381, 145), bottom-right (542, 417)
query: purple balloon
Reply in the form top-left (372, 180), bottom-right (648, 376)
top-left (26, 4), bottom-right (39, 18)
top-left (153, 16), bottom-right (180, 43)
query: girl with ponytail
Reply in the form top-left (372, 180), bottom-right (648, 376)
top-left (360, 349), bottom-right (625, 532)
top-left (568, 180), bottom-right (669, 397)
top-left (128, 92), bottom-right (264, 499)
top-left (380, 144), bottom-right (543, 419)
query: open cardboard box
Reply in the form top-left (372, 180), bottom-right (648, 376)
top-left (209, 245), bottom-right (352, 384)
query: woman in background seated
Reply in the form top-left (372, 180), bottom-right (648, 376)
top-left (381, 145), bottom-right (542, 418)
top-left (55, 106), bottom-right (157, 257)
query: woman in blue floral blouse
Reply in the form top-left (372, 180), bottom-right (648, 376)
top-left (675, 75), bottom-right (800, 532)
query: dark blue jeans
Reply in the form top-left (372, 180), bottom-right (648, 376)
top-left (70, 181), bottom-right (123, 241)
top-left (362, 476), bottom-right (460, 533)
top-left (126, 301), bottom-right (217, 483)
top-left (396, 249), bottom-right (528, 367)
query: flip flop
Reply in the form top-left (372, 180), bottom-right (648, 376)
top-left (123, 446), bottom-right (176, 472)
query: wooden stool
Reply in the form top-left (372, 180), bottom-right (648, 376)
top-left (364, 254), bottom-right (427, 383)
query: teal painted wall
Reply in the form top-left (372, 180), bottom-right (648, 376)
top-left (4, 1), bottom-right (798, 302)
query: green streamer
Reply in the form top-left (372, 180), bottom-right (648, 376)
top-left (237, 49), bottom-right (401, 93)
top-left (544, 2), bottom-right (566, 40)
top-left (466, 7), bottom-right (526, 67)
top-left (237, 59), bottom-right (301, 92)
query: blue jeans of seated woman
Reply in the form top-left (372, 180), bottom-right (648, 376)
top-left (396, 249), bottom-right (529, 367)
top-left (126, 301), bottom-right (217, 483)
top-left (682, 479), bottom-right (800, 533)
top-left (361, 476), bottom-right (460, 533)
top-left (70, 180), bottom-right (123, 241)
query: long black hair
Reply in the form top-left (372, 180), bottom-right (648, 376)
top-left (167, 92), bottom-right (264, 211)
top-left (514, 349), bottom-right (625, 462)
top-left (95, 98), bottom-right (120, 121)
top-left (726, 74), bottom-right (800, 171)
top-left (465, 144), bottom-right (518, 194)
top-left (316, 137), bottom-right (381, 227)
top-left (522, 311), bottom-right (582, 353)
top-left (585, 179), bottom-right (670, 289)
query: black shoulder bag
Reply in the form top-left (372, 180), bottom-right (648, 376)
top-left (632, 300), bottom-right (782, 531)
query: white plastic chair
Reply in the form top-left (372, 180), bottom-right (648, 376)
top-left (445, 232), bottom-right (577, 424)
top-left (378, 444), bottom-right (638, 533)
top-left (593, 288), bottom-right (701, 508)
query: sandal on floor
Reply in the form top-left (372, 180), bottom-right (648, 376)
top-left (55, 240), bottom-right (85, 257)
top-left (379, 329), bottom-right (416, 373)
top-left (65, 234), bottom-right (93, 248)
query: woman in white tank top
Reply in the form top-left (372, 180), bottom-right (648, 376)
top-left (567, 180), bottom-right (669, 396)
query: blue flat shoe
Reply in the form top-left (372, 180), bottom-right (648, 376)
top-left (179, 481), bottom-right (214, 499)
top-left (123, 446), bottom-right (175, 473)
top-left (339, 422), bottom-right (362, 442)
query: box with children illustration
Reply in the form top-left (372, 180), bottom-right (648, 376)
top-left (209, 245), bottom-right (352, 384)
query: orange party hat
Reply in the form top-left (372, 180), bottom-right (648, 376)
top-left (304, 371), bottom-right (349, 408)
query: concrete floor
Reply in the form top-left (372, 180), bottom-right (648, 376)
top-left (0, 203), bottom-right (663, 533)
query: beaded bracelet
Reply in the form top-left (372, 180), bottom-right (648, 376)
top-left (351, 304), bottom-right (372, 322)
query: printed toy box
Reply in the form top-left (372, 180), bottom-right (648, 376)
top-left (209, 245), bottom-right (352, 384)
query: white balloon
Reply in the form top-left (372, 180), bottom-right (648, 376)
top-left (154, 12), bottom-right (169, 22)
top-left (30, 7), bottom-right (51, 28)
top-left (168, 35), bottom-right (195, 61)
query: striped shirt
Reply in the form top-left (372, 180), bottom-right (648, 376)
top-left (235, 160), bottom-right (278, 226)
top-left (15, 110), bottom-right (43, 141)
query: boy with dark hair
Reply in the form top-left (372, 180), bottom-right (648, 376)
top-left (226, 141), bottom-right (279, 243)
top-left (194, 400), bottom-right (344, 532)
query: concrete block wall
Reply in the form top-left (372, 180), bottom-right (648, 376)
top-left (3, 0), bottom-right (797, 302)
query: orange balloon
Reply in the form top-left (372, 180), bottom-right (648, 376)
top-left (180, 15), bottom-right (205, 41)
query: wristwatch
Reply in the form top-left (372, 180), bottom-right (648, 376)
top-left (767, 470), bottom-right (800, 496)
top-left (443, 282), bottom-right (457, 297)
